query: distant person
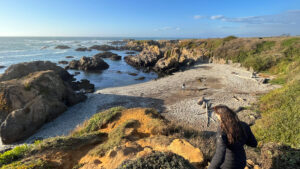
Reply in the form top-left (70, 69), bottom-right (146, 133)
top-left (208, 105), bottom-right (257, 169)
top-left (182, 83), bottom-right (186, 90)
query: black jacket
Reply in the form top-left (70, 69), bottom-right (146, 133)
top-left (208, 122), bottom-right (257, 169)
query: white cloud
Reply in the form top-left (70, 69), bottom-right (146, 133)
top-left (210, 15), bottom-right (224, 20)
top-left (208, 10), bottom-right (300, 25)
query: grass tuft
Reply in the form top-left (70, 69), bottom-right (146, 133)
top-left (72, 106), bottom-right (125, 136)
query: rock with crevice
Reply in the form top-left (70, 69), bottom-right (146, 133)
top-left (0, 70), bottom-right (86, 144)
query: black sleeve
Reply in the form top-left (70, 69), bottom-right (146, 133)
top-left (208, 131), bottom-right (227, 169)
top-left (245, 124), bottom-right (257, 147)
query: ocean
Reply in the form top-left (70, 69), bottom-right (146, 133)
top-left (0, 37), bottom-right (158, 89)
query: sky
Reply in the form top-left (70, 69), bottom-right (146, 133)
top-left (0, 0), bottom-right (299, 38)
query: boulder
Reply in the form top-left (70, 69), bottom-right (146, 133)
top-left (58, 61), bottom-right (68, 64)
top-left (124, 45), bottom-right (162, 68)
top-left (75, 47), bottom-right (91, 52)
top-left (168, 139), bottom-right (204, 166)
top-left (67, 56), bottom-right (109, 71)
top-left (0, 65), bottom-right (5, 69)
top-left (94, 52), bottom-right (121, 61)
top-left (135, 76), bottom-right (145, 80)
top-left (71, 79), bottom-right (95, 93)
top-left (55, 45), bottom-right (70, 49)
top-left (89, 45), bottom-right (116, 51)
top-left (0, 61), bottom-right (73, 82)
top-left (0, 70), bottom-right (86, 143)
top-left (65, 56), bottom-right (74, 59)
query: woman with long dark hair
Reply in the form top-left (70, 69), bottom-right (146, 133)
top-left (208, 105), bottom-right (257, 169)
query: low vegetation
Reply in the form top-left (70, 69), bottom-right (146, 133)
top-left (117, 152), bottom-right (197, 169)
top-left (0, 145), bottom-right (30, 167)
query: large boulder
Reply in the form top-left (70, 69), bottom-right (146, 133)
top-left (94, 52), bottom-right (121, 61)
top-left (0, 61), bottom-right (73, 82)
top-left (89, 45), bottom-right (116, 51)
top-left (55, 45), bottom-right (70, 49)
top-left (124, 45), bottom-right (162, 68)
top-left (67, 56), bottom-right (109, 71)
top-left (0, 70), bottom-right (86, 144)
top-left (0, 61), bottom-right (88, 144)
top-left (75, 47), bottom-right (91, 52)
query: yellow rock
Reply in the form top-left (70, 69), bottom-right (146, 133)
top-left (254, 165), bottom-right (261, 169)
top-left (168, 139), bottom-right (204, 165)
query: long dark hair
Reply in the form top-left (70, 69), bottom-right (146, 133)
top-left (213, 105), bottom-right (245, 144)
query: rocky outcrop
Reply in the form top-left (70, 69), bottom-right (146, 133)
top-left (58, 61), bottom-right (68, 64)
top-left (55, 45), bottom-right (70, 49)
top-left (66, 56), bottom-right (74, 59)
top-left (124, 45), bottom-right (162, 69)
top-left (94, 52), bottom-right (121, 61)
top-left (67, 56), bottom-right (109, 71)
top-left (0, 63), bottom-right (86, 143)
top-left (0, 61), bottom-right (73, 82)
top-left (71, 79), bottom-right (95, 93)
top-left (154, 47), bottom-right (210, 74)
top-left (89, 45), bottom-right (116, 51)
top-left (0, 66), bottom-right (5, 69)
top-left (75, 47), bottom-right (91, 52)
top-left (123, 40), bottom-right (211, 75)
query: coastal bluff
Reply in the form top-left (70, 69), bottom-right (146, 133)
top-left (0, 61), bottom-right (86, 144)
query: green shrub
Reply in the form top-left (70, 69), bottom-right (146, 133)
top-left (255, 41), bottom-right (275, 53)
top-left (223, 35), bottom-right (237, 42)
top-left (0, 145), bottom-right (31, 167)
top-left (252, 80), bottom-right (300, 148)
top-left (281, 37), bottom-right (300, 47)
top-left (117, 152), bottom-right (197, 169)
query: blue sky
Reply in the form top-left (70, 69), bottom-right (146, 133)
top-left (0, 0), bottom-right (299, 38)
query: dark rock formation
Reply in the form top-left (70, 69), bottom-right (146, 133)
top-left (0, 62), bottom-right (87, 144)
top-left (89, 45), bottom-right (116, 51)
top-left (55, 45), bottom-right (70, 49)
top-left (66, 56), bottom-right (74, 59)
top-left (94, 52), bottom-right (121, 61)
top-left (135, 76), bottom-right (145, 80)
top-left (75, 47), bottom-right (91, 52)
top-left (74, 71), bottom-right (80, 76)
top-left (58, 61), bottom-right (68, 64)
top-left (125, 51), bottom-right (136, 54)
top-left (0, 65), bottom-right (5, 69)
top-left (128, 72), bottom-right (138, 76)
top-left (71, 79), bottom-right (95, 93)
top-left (67, 56), bottom-right (109, 71)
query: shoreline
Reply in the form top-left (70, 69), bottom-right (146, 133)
top-left (0, 63), bottom-right (278, 150)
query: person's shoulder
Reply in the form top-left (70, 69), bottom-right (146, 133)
top-left (239, 121), bottom-right (250, 129)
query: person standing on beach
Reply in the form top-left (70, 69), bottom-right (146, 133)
top-left (208, 105), bottom-right (257, 169)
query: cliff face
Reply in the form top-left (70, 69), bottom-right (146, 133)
top-left (124, 37), bottom-right (295, 75)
